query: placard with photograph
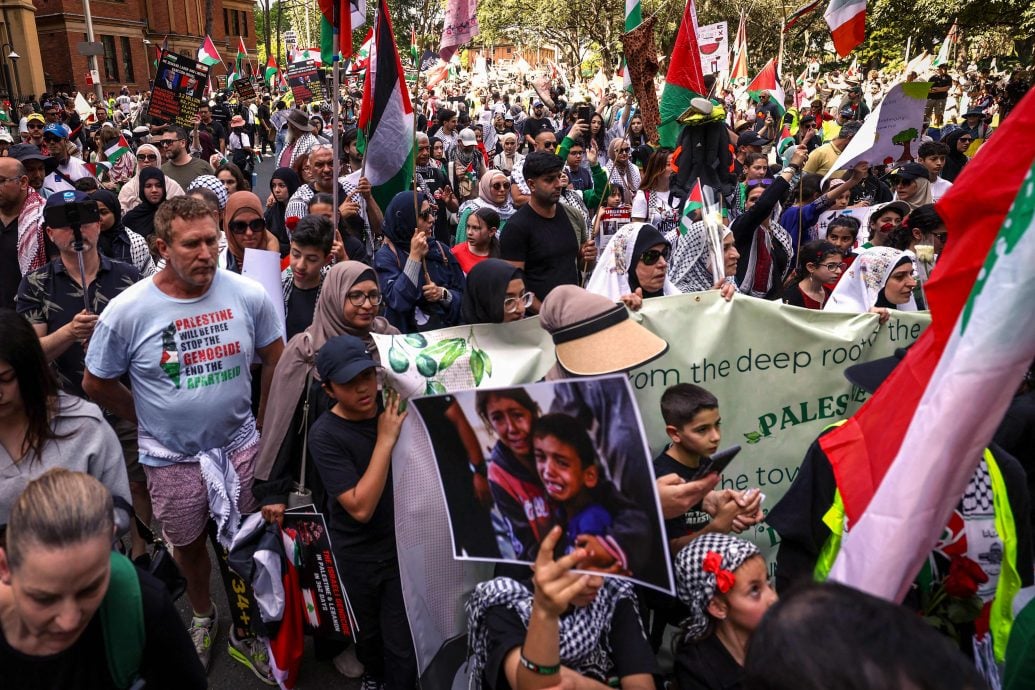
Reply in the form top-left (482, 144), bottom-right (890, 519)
top-left (287, 59), bottom-right (325, 105)
top-left (408, 375), bottom-right (673, 593)
top-left (148, 51), bottom-right (210, 127)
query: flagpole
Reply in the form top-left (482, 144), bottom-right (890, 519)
top-left (410, 32), bottom-right (431, 283)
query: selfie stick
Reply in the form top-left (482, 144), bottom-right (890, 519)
top-left (71, 224), bottom-right (92, 313)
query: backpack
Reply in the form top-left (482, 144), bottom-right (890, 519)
top-left (100, 551), bottom-right (146, 689)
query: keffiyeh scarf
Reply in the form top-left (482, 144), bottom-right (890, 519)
top-left (675, 534), bottom-right (760, 640)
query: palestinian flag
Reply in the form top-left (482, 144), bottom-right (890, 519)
top-left (318, 0), bottom-right (353, 66)
top-left (197, 35), bottom-right (222, 67)
top-left (746, 58), bottom-right (787, 118)
top-left (658, 0), bottom-right (706, 148)
top-left (264, 55), bottom-right (278, 87)
top-left (622, 0), bottom-right (642, 92)
top-left (783, 0), bottom-right (823, 32)
top-left (160, 324), bottom-right (181, 388)
top-left (104, 134), bottom-right (130, 164)
top-left (822, 89), bottom-right (1035, 664)
top-left (233, 36), bottom-right (248, 78)
top-left (933, 19), bottom-right (958, 67)
top-left (680, 179), bottom-right (705, 227)
top-left (824, 0), bottom-right (866, 57)
top-left (84, 162), bottom-right (111, 178)
top-left (358, 0), bottom-right (414, 214)
top-left (410, 28), bottom-right (419, 65)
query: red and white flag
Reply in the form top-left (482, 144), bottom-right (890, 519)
top-left (824, 0), bottom-right (866, 57)
top-left (824, 89), bottom-right (1035, 632)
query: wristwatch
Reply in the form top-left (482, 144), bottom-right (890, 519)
top-left (469, 461), bottom-right (487, 477)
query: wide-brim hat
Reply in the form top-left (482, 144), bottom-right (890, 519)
top-left (285, 109), bottom-right (313, 131)
top-left (230, 114), bottom-right (246, 127)
top-left (540, 286), bottom-right (668, 377)
top-left (963, 108), bottom-right (985, 118)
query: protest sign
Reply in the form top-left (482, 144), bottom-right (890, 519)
top-left (287, 59), bottom-right (325, 105)
top-left (598, 206), bottom-right (632, 249)
top-left (378, 293), bottom-right (930, 676)
top-left (697, 22), bottom-right (729, 75)
top-left (233, 77), bottom-right (257, 102)
top-left (816, 204), bottom-right (878, 245)
top-left (282, 509), bottom-right (357, 640)
top-left (409, 377), bottom-right (673, 593)
top-left (148, 51), bottom-right (209, 128)
top-left (822, 82), bottom-right (932, 183)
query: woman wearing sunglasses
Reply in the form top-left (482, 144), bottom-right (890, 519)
top-left (606, 138), bottom-right (640, 206)
top-left (375, 191), bottom-right (466, 331)
top-left (940, 129), bottom-right (971, 182)
top-left (117, 144), bottom-right (185, 215)
top-left (454, 170), bottom-right (516, 244)
top-left (586, 222), bottom-right (678, 311)
top-left (460, 258), bottom-right (530, 324)
top-left (219, 191), bottom-right (282, 273)
top-left (824, 246), bottom-right (918, 322)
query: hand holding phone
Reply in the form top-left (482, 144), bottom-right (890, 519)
top-left (690, 445), bottom-right (742, 481)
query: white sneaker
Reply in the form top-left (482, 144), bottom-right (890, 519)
top-left (332, 644), bottom-right (365, 678)
top-left (189, 607), bottom-right (218, 672)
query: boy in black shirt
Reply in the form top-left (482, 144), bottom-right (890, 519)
top-left (281, 215), bottom-right (332, 339)
top-left (654, 384), bottom-right (764, 551)
top-left (309, 335), bottom-right (416, 688)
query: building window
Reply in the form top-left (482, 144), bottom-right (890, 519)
top-left (224, 8), bottom-right (230, 35)
top-left (120, 36), bottom-right (135, 82)
top-left (232, 10), bottom-right (241, 37)
top-left (243, 12), bottom-right (248, 37)
top-left (101, 35), bottom-right (118, 81)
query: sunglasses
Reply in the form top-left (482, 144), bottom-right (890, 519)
top-left (542, 141), bottom-right (557, 149)
top-left (419, 208), bottom-right (438, 220)
top-left (640, 247), bottom-right (670, 266)
top-left (504, 291), bottom-right (534, 313)
top-left (957, 138), bottom-right (973, 143)
top-left (491, 181), bottom-right (511, 191)
top-left (45, 111), bottom-right (60, 117)
top-left (619, 147), bottom-right (632, 154)
top-left (228, 218), bottom-right (266, 235)
top-left (43, 136), bottom-right (64, 144)
top-left (27, 123), bottom-right (44, 129)
top-left (137, 153), bottom-right (158, 161)
top-left (157, 139), bottom-right (182, 147)
top-left (746, 178), bottom-right (774, 187)
top-left (346, 290), bottom-right (383, 306)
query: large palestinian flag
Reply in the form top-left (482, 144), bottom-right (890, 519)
top-left (658, 0), bottom-right (706, 148)
top-left (357, 0), bottom-right (414, 214)
top-left (823, 89), bottom-right (1035, 662)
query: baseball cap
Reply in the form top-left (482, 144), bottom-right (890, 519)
top-left (0, 130), bottom-right (12, 143)
top-left (316, 334), bottom-right (377, 384)
top-left (26, 113), bottom-right (45, 125)
top-left (533, 100), bottom-right (544, 107)
top-left (737, 131), bottom-right (770, 148)
top-left (43, 190), bottom-right (100, 228)
top-left (9, 143), bottom-right (56, 171)
top-left (887, 162), bottom-right (928, 182)
top-left (458, 128), bottom-right (477, 146)
top-left (43, 123), bottom-right (70, 139)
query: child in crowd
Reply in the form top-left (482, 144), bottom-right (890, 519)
top-left (452, 206), bottom-right (501, 274)
top-left (823, 215), bottom-right (862, 270)
top-left (595, 183), bottom-right (627, 251)
top-left (308, 334), bottom-right (416, 689)
top-left (782, 240), bottom-right (844, 309)
top-left (281, 215), bottom-right (333, 339)
top-left (532, 413), bottom-right (628, 571)
top-left (674, 534), bottom-right (777, 690)
top-left (655, 384), bottom-right (762, 552)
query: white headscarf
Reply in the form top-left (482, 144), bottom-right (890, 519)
top-left (586, 222), bottom-right (679, 300)
top-left (824, 246), bottom-right (918, 313)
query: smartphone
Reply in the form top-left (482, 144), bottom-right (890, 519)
top-left (577, 105), bottom-right (594, 124)
top-left (690, 445), bottom-right (742, 480)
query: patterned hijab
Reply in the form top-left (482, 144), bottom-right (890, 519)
top-left (667, 221), bottom-right (733, 293)
top-left (585, 223), bottom-right (678, 300)
top-left (675, 534), bottom-right (760, 640)
top-left (824, 246), bottom-right (918, 313)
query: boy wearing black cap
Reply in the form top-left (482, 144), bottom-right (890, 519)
top-left (308, 334), bottom-right (416, 688)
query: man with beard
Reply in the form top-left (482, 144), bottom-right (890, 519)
top-left (414, 132), bottom-right (458, 244)
top-left (9, 142), bottom-right (54, 196)
top-left (41, 123), bottom-right (93, 196)
top-left (276, 109), bottom-right (319, 169)
top-left (0, 155), bottom-right (47, 306)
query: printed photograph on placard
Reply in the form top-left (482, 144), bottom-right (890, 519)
top-left (408, 376), bottom-right (674, 593)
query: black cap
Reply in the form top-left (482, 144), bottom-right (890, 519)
top-left (888, 161), bottom-right (928, 182)
top-left (9, 143), bottom-right (56, 172)
top-left (737, 131), bottom-right (770, 148)
top-left (316, 334), bottom-right (377, 384)
top-left (844, 347), bottom-right (910, 393)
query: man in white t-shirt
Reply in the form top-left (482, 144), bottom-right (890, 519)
top-left (84, 195), bottom-right (284, 681)
top-left (40, 123), bottom-right (92, 196)
top-left (917, 140), bottom-right (953, 202)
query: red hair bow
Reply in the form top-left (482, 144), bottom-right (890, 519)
top-left (702, 551), bottom-right (736, 593)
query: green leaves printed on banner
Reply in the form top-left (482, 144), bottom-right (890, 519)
top-left (387, 333), bottom-right (494, 393)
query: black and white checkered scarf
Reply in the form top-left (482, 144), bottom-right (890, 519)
top-left (675, 534), bottom-right (760, 640)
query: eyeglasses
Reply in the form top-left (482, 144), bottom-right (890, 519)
top-left (228, 218), bottom-right (267, 235)
top-left (504, 291), bottom-right (534, 313)
top-left (957, 138), bottom-right (973, 143)
top-left (819, 262), bottom-right (847, 271)
top-left (569, 150), bottom-right (584, 157)
top-left (346, 290), bottom-right (383, 306)
top-left (491, 181), bottom-right (511, 191)
top-left (419, 208), bottom-right (438, 220)
top-left (640, 247), bottom-right (671, 266)
top-left (137, 153), bottom-right (158, 161)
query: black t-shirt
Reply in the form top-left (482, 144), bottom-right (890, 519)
top-left (653, 449), bottom-right (712, 542)
top-left (284, 284), bottom-right (319, 339)
top-left (499, 203), bottom-right (580, 301)
top-left (0, 568), bottom-right (206, 690)
top-left (929, 73), bottom-right (952, 100)
top-left (482, 598), bottom-right (657, 689)
top-left (675, 631), bottom-right (743, 690)
top-left (200, 120), bottom-right (228, 147)
top-left (522, 116), bottom-right (554, 141)
top-left (0, 216), bottom-right (20, 309)
top-left (309, 409), bottom-right (396, 561)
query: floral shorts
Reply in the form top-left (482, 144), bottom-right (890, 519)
top-left (144, 443), bottom-right (260, 547)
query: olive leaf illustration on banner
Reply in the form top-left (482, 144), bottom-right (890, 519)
top-left (386, 329), bottom-right (494, 395)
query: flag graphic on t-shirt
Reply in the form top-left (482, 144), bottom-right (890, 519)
top-left (160, 322), bottom-right (181, 388)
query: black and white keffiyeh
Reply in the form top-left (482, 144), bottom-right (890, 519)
top-left (465, 576), bottom-right (638, 687)
top-left (675, 534), bottom-right (760, 640)
top-left (666, 221), bottom-right (733, 294)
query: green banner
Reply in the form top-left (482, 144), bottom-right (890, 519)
top-left (377, 292), bottom-right (930, 673)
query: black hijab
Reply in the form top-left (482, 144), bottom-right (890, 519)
top-left (382, 190), bottom-right (448, 262)
top-left (626, 224), bottom-right (670, 297)
top-left (461, 259), bottom-right (523, 324)
top-left (941, 129), bottom-right (969, 183)
top-left (123, 167), bottom-right (167, 239)
top-left (265, 166), bottom-right (301, 255)
top-left (89, 189), bottom-right (125, 259)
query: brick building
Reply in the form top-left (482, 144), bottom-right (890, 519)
top-left (33, 0), bottom-right (258, 95)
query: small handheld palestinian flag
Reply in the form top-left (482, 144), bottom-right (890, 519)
top-left (104, 134), bottom-right (130, 164)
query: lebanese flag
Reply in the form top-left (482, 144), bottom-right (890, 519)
top-left (824, 0), bottom-right (866, 57)
top-left (358, 0), bottom-right (414, 213)
top-left (353, 29), bottom-right (374, 72)
top-left (823, 88), bottom-right (1035, 629)
top-left (658, 0), bottom-right (707, 147)
top-left (745, 58), bottom-right (786, 118)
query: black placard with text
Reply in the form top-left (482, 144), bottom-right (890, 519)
top-left (286, 59), bottom-right (325, 105)
top-left (147, 51), bottom-right (210, 127)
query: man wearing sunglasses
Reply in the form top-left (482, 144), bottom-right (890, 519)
top-left (24, 113), bottom-right (46, 150)
top-left (158, 126), bottom-right (215, 192)
top-left (40, 123), bottom-right (92, 197)
top-left (0, 154), bottom-right (47, 307)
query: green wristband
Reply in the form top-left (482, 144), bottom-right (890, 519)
top-left (519, 650), bottom-right (560, 676)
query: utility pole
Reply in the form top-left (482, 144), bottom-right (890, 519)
top-left (82, 0), bottom-right (104, 101)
